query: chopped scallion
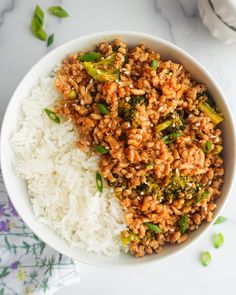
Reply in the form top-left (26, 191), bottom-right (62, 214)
top-left (96, 172), bottom-right (103, 193)
top-left (44, 108), bottom-right (60, 124)
top-left (94, 145), bottom-right (109, 154)
top-left (213, 232), bottom-right (224, 249)
top-left (200, 251), bottom-right (211, 267)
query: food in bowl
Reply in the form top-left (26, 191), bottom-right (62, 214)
top-left (11, 38), bottom-right (224, 258)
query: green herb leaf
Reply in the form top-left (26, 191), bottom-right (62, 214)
top-left (48, 6), bottom-right (69, 18)
top-left (150, 59), bottom-right (158, 70)
top-left (44, 108), bottom-right (60, 124)
top-left (47, 34), bottom-right (54, 47)
top-left (31, 5), bottom-right (47, 41)
top-left (94, 145), bottom-right (109, 154)
top-left (214, 216), bottom-right (227, 225)
top-left (79, 52), bottom-right (102, 62)
top-left (213, 232), bottom-right (224, 249)
top-left (179, 214), bottom-right (188, 235)
top-left (200, 251), bottom-right (211, 267)
top-left (68, 89), bottom-right (77, 99)
top-left (162, 132), bottom-right (181, 144)
top-left (145, 222), bottom-right (162, 234)
top-left (97, 103), bottom-right (110, 115)
top-left (202, 141), bottom-right (211, 153)
top-left (96, 172), bottom-right (103, 193)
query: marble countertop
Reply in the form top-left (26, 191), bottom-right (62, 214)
top-left (1, 0), bottom-right (236, 294)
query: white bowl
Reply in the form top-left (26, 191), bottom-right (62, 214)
top-left (1, 31), bottom-right (235, 267)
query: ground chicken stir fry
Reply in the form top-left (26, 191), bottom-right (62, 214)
top-left (55, 39), bottom-right (224, 257)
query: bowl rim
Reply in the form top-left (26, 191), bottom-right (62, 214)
top-left (1, 30), bottom-right (235, 267)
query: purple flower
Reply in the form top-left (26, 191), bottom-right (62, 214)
top-left (10, 261), bottom-right (20, 270)
top-left (0, 219), bottom-right (10, 232)
top-left (0, 204), bottom-right (6, 217)
top-left (8, 200), bottom-right (19, 218)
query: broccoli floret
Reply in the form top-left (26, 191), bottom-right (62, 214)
top-left (136, 175), bottom-right (162, 199)
top-left (161, 109), bottom-right (188, 135)
top-left (118, 95), bottom-right (148, 122)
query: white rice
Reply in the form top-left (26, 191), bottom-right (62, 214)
top-left (11, 77), bottom-right (126, 256)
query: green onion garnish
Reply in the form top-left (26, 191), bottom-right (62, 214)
top-left (31, 5), bottom-right (47, 41)
top-left (97, 103), bottom-right (110, 115)
top-left (214, 216), bottom-right (227, 225)
top-left (150, 59), bottom-right (158, 70)
top-left (162, 132), bottom-right (181, 144)
top-left (96, 172), bottom-right (103, 193)
top-left (47, 34), bottom-right (54, 47)
top-left (213, 232), bottom-right (224, 249)
top-left (195, 191), bottom-right (210, 204)
top-left (44, 109), bottom-right (60, 124)
top-left (200, 251), bottom-right (211, 267)
top-left (79, 52), bottom-right (102, 62)
top-left (179, 214), bottom-right (188, 235)
top-left (94, 145), bottom-right (109, 154)
top-left (202, 141), bottom-right (211, 153)
top-left (48, 6), bottom-right (69, 18)
top-left (68, 89), bottom-right (77, 99)
top-left (145, 223), bottom-right (162, 234)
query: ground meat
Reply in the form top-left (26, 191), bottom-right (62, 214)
top-left (55, 39), bottom-right (224, 257)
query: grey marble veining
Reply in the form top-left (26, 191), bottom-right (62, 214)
top-left (0, 0), bottom-right (16, 26)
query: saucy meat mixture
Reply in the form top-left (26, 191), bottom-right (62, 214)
top-left (55, 39), bottom-right (224, 257)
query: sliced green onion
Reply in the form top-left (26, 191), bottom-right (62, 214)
top-left (96, 172), bottom-right (103, 193)
top-left (162, 132), bottom-right (181, 144)
top-left (44, 109), bottom-right (60, 124)
top-left (213, 232), bottom-right (224, 249)
top-left (79, 52), bottom-right (102, 62)
top-left (202, 141), bottom-right (211, 153)
top-left (48, 6), bottom-right (69, 18)
top-left (47, 34), bottom-right (54, 47)
top-left (94, 145), bottom-right (109, 154)
top-left (195, 191), bottom-right (210, 204)
top-left (150, 59), bottom-right (158, 70)
top-left (179, 214), bottom-right (188, 235)
top-left (145, 222), bottom-right (162, 234)
top-left (214, 216), bottom-right (227, 225)
top-left (155, 120), bottom-right (172, 133)
top-left (97, 103), bottom-right (110, 115)
top-left (198, 102), bottom-right (223, 125)
top-left (31, 5), bottom-right (47, 41)
top-left (68, 89), bottom-right (77, 99)
top-left (200, 251), bottom-right (211, 267)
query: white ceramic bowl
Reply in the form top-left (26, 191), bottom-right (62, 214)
top-left (1, 31), bottom-right (235, 267)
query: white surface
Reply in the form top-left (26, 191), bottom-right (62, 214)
top-left (0, 0), bottom-right (236, 294)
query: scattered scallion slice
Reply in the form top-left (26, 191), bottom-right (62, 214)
top-left (48, 6), bottom-right (69, 18)
top-left (200, 251), bottom-right (211, 267)
top-left (145, 223), bottom-right (162, 234)
top-left (214, 216), bottom-right (227, 225)
top-left (47, 34), bottom-right (54, 47)
top-left (94, 145), bottom-right (109, 154)
top-left (150, 59), bottom-right (158, 70)
top-left (202, 141), bottom-right (211, 153)
top-left (31, 5), bottom-right (47, 41)
top-left (97, 103), bottom-right (110, 115)
top-left (179, 214), bottom-right (188, 235)
top-left (79, 52), bottom-right (102, 62)
top-left (44, 108), bottom-right (60, 124)
top-left (162, 132), bottom-right (181, 144)
top-left (68, 89), bottom-right (77, 99)
top-left (213, 232), bottom-right (224, 249)
top-left (96, 172), bottom-right (103, 193)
